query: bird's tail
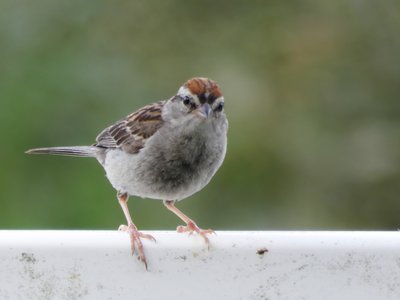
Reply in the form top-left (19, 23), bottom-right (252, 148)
top-left (25, 146), bottom-right (100, 157)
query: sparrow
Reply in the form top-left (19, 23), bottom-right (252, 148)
top-left (26, 77), bottom-right (228, 268)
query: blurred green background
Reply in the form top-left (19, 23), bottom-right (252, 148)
top-left (1, 1), bottom-right (399, 231)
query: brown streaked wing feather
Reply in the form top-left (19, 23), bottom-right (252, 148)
top-left (95, 101), bottom-right (165, 154)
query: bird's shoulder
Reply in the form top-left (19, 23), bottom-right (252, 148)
top-left (95, 101), bottom-right (165, 154)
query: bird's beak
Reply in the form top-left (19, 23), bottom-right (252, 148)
top-left (196, 103), bottom-right (211, 119)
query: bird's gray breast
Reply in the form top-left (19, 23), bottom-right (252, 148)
top-left (135, 121), bottom-right (226, 199)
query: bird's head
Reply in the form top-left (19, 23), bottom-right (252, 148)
top-left (164, 77), bottom-right (225, 123)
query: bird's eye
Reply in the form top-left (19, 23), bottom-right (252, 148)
top-left (182, 96), bottom-right (198, 110)
top-left (183, 96), bottom-right (191, 106)
top-left (215, 102), bottom-right (224, 112)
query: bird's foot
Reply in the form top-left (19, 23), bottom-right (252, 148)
top-left (118, 224), bottom-right (156, 269)
top-left (176, 221), bottom-right (215, 249)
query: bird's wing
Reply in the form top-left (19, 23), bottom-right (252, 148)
top-left (95, 101), bottom-right (165, 154)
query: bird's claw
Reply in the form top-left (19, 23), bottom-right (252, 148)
top-left (176, 222), bottom-right (214, 249)
top-left (119, 224), bottom-right (156, 269)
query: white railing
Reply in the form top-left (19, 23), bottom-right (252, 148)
top-left (1, 230), bottom-right (400, 300)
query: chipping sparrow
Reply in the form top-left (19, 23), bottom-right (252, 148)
top-left (26, 77), bottom-right (228, 268)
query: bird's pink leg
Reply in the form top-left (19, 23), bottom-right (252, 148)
top-left (117, 192), bottom-right (155, 269)
top-left (163, 200), bottom-right (214, 248)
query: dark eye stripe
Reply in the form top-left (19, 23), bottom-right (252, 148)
top-left (182, 96), bottom-right (198, 111)
top-left (198, 93), bottom-right (207, 103)
top-left (208, 94), bottom-right (217, 103)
